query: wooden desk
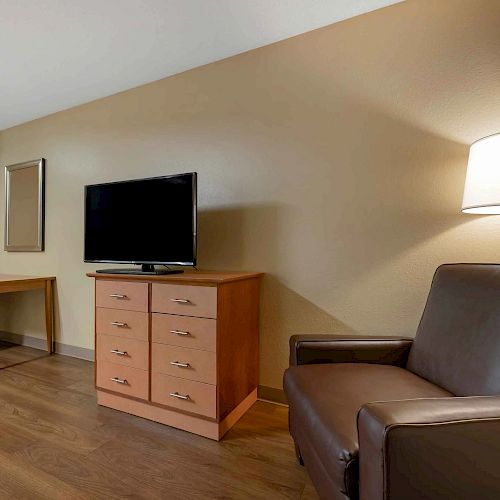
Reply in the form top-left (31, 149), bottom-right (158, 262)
top-left (0, 274), bottom-right (56, 353)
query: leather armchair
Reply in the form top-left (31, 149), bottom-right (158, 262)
top-left (358, 397), bottom-right (500, 500)
top-left (284, 264), bottom-right (500, 500)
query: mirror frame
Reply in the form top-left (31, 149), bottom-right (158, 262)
top-left (4, 158), bottom-right (45, 252)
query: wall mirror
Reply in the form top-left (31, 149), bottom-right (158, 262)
top-left (4, 158), bottom-right (45, 252)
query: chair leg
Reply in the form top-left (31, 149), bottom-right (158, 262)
top-left (295, 443), bottom-right (304, 466)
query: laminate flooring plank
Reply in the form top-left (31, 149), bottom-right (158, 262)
top-left (0, 346), bottom-right (314, 500)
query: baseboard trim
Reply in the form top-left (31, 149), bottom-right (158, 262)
top-left (258, 385), bottom-right (288, 405)
top-left (0, 331), bottom-right (94, 361)
top-left (55, 342), bottom-right (94, 361)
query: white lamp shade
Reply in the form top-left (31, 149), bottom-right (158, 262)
top-left (462, 133), bottom-right (500, 214)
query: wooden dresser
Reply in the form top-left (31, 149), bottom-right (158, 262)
top-left (87, 271), bottom-right (262, 440)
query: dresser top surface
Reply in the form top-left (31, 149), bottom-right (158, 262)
top-left (87, 270), bottom-right (263, 285)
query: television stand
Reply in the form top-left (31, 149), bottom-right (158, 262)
top-left (87, 270), bottom-right (263, 440)
top-left (95, 264), bottom-right (183, 275)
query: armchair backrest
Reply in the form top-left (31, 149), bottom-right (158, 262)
top-left (407, 264), bottom-right (500, 396)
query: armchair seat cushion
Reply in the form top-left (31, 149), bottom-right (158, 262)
top-left (284, 363), bottom-right (452, 499)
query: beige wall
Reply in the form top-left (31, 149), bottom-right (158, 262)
top-left (1, 0), bottom-right (500, 389)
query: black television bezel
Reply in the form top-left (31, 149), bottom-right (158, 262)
top-left (84, 172), bottom-right (197, 267)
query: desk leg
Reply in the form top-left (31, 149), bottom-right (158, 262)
top-left (44, 280), bottom-right (54, 354)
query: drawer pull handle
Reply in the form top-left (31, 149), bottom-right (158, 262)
top-left (111, 321), bottom-right (128, 327)
top-left (169, 392), bottom-right (190, 400)
top-left (110, 377), bottom-right (128, 385)
top-left (110, 349), bottom-right (128, 356)
top-left (109, 294), bottom-right (128, 299)
top-left (170, 298), bottom-right (191, 304)
top-left (170, 330), bottom-right (191, 336)
top-left (170, 361), bottom-right (190, 368)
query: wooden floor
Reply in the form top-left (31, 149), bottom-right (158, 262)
top-left (0, 342), bottom-right (318, 499)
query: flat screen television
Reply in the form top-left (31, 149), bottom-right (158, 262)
top-left (84, 172), bottom-right (197, 275)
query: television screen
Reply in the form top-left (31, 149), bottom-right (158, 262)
top-left (84, 173), bottom-right (196, 266)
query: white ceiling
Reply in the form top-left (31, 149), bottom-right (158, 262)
top-left (0, 0), bottom-right (401, 131)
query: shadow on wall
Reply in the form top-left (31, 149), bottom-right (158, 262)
top-left (259, 274), bottom-right (354, 387)
top-left (197, 203), bottom-right (290, 270)
top-left (198, 204), bottom-right (354, 388)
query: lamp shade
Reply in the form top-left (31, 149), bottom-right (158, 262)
top-left (462, 133), bottom-right (500, 214)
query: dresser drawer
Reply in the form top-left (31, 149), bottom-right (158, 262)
top-left (96, 308), bottom-right (148, 341)
top-left (151, 343), bottom-right (216, 384)
top-left (152, 313), bottom-right (216, 352)
top-left (96, 280), bottom-right (148, 312)
top-left (97, 334), bottom-right (149, 370)
top-left (151, 373), bottom-right (216, 418)
top-left (97, 362), bottom-right (148, 400)
top-left (151, 284), bottom-right (217, 319)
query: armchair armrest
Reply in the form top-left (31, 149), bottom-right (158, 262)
top-left (358, 397), bottom-right (500, 500)
top-left (289, 334), bottom-right (413, 366)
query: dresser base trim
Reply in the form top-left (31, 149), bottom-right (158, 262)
top-left (218, 389), bottom-right (257, 438)
top-left (97, 388), bottom-right (257, 441)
